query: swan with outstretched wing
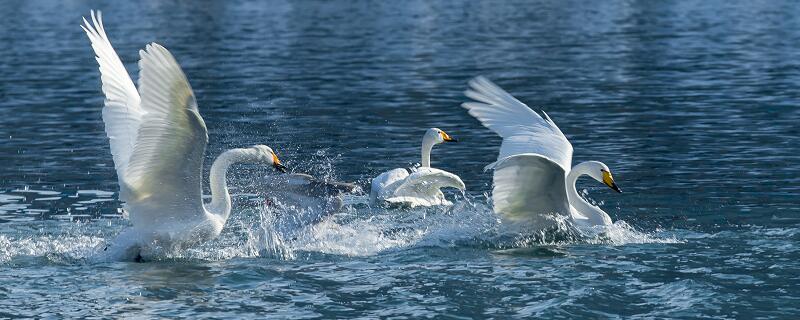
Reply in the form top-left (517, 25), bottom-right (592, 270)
top-left (462, 76), bottom-right (622, 230)
top-left (370, 128), bottom-right (465, 207)
top-left (82, 10), bottom-right (287, 261)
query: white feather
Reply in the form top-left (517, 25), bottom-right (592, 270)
top-left (83, 11), bottom-right (284, 261)
top-left (122, 43), bottom-right (209, 228)
top-left (81, 11), bottom-right (143, 190)
top-left (370, 128), bottom-right (465, 207)
top-left (464, 77), bottom-right (618, 229)
top-left (489, 154), bottom-right (570, 228)
top-left (462, 76), bottom-right (572, 171)
top-left (380, 167), bottom-right (466, 207)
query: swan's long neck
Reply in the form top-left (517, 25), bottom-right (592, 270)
top-left (208, 148), bottom-right (252, 221)
top-left (566, 162), bottom-right (612, 226)
top-left (421, 135), bottom-right (436, 167)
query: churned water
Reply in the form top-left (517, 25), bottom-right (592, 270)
top-left (1, 0), bottom-right (799, 318)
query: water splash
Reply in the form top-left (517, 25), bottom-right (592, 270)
top-left (0, 221), bottom-right (108, 265)
top-left (0, 192), bottom-right (678, 265)
top-left (241, 194), bottom-right (679, 259)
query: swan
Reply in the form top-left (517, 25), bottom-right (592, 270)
top-left (462, 76), bottom-right (622, 230)
top-left (258, 173), bottom-right (357, 232)
top-left (82, 10), bottom-right (287, 261)
top-left (370, 128), bottom-right (465, 207)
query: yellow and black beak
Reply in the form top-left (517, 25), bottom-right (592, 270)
top-left (602, 170), bottom-right (622, 193)
top-left (440, 131), bottom-right (458, 142)
top-left (272, 153), bottom-right (287, 173)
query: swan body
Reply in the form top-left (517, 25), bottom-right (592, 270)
top-left (462, 77), bottom-right (622, 230)
top-left (370, 128), bottom-right (465, 207)
top-left (83, 11), bottom-right (286, 261)
top-left (258, 173), bottom-right (358, 231)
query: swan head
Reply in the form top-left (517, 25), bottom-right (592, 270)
top-left (426, 128), bottom-right (458, 144)
top-left (248, 145), bottom-right (287, 173)
top-left (583, 161), bottom-right (621, 193)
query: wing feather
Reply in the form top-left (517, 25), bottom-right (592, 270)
top-left (81, 10), bottom-right (143, 185)
top-left (462, 76), bottom-right (573, 171)
top-left (382, 168), bottom-right (465, 207)
top-left (123, 43), bottom-right (209, 226)
top-left (489, 154), bottom-right (570, 226)
top-left (463, 77), bottom-right (576, 226)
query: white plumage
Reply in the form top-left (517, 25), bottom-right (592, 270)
top-left (83, 11), bottom-right (287, 261)
top-left (463, 77), bottom-right (622, 230)
top-left (370, 128), bottom-right (465, 207)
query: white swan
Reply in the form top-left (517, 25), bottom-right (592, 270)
top-left (82, 11), bottom-right (287, 261)
top-left (370, 128), bottom-right (465, 207)
top-left (462, 76), bottom-right (622, 230)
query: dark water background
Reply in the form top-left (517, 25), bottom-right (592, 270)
top-left (1, 0), bottom-right (799, 318)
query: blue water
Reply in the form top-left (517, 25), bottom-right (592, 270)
top-left (2, 0), bottom-right (799, 318)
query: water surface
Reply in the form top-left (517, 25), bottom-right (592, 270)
top-left (1, 0), bottom-right (799, 318)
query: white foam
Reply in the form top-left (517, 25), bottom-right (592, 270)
top-left (0, 233), bottom-right (105, 264)
top-left (0, 195), bottom-right (680, 264)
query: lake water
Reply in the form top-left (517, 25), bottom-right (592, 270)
top-left (1, 0), bottom-right (799, 318)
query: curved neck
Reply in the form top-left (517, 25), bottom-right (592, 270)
top-left (207, 148), bottom-right (252, 221)
top-left (421, 135), bottom-right (436, 167)
top-left (566, 162), bottom-right (612, 226)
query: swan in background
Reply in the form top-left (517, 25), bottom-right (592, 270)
top-left (370, 128), bottom-right (465, 207)
top-left (82, 10), bottom-right (287, 261)
top-left (462, 76), bottom-right (622, 230)
top-left (257, 173), bottom-right (358, 232)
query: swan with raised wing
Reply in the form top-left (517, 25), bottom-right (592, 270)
top-left (370, 128), bottom-right (465, 207)
top-left (82, 11), bottom-right (287, 261)
top-left (462, 77), bottom-right (622, 230)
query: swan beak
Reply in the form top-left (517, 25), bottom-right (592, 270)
top-left (602, 170), bottom-right (621, 193)
top-left (441, 131), bottom-right (458, 142)
top-left (272, 154), bottom-right (288, 173)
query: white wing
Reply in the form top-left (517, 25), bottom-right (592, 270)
top-left (370, 168), bottom-right (409, 203)
top-left (489, 154), bottom-right (571, 227)
top-left (381, 168), bottom-right (465, 207)
top-left (123, 43), bottom-right (209, 227)
top-left (463, 77), bottom-right (575, 226)
top-left (81, 11), bottom-right (143, 186)
top-left (462, 76), bottom-right (573, 171)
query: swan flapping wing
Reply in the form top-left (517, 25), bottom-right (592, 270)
top-left (81, 11), bottom-right (143, 184)
top-left (462, 76), bottom-right (573, 171)
top-left (490, 154), bottom-right (571, 226)
top-left (122, 43), bottom-right (209, 225)
top-left (382, 168), bottom-right (465, 207)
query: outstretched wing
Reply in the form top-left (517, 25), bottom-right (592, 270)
top-left (123, 43), bottom-right (209, 226)
top-left (81, 10), bottom-right (143, 187)
top-left (462, 76), bottom-right (573, 171)
top-left (488, 154), bottom-right (571, 226)
top-left (383, 168), bottom-right (465, 207)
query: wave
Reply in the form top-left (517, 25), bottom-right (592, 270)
top-left (0, 193), bottom-right (681, 264)
top-left (241, 194), bottom-right (681, 259)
